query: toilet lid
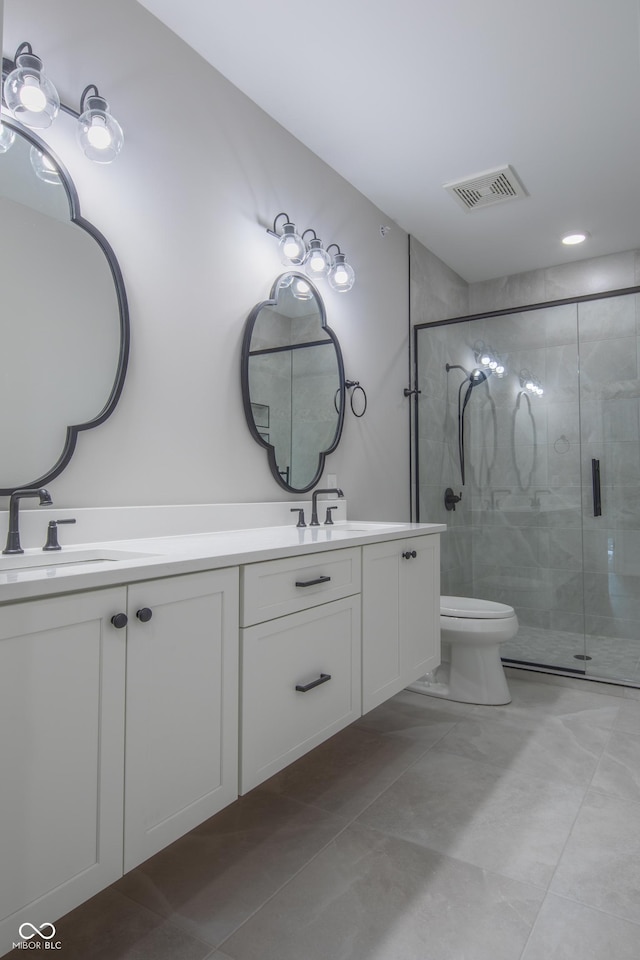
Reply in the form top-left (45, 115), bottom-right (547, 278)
top-left (440, 596), bottom-right (515, 619)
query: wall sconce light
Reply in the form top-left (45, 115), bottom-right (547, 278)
top-left (474, 339), bottom-right (506, 377)
top-left (302, 229), bottom-right (332, 280)
top-left (326, 244), bottom-right (356, 293)
top-left (519, 369), bottom-right (544, 397)
top-left (275, 272), bottom-right (314, 300)
top-left (3, 42), bottom-right (124, 164)
top-left (76, 85), bottom-right (124, 164)
top-left (267, 214), bottom-right (356, 292)
top-left (0, 121), bottom-right (16, 153)
top-left (267, 213), bottom-right (306, 265)
top-left (29, 145), bottom-right (61, 184)
top-left (3, 42), bottom-right (60, 129)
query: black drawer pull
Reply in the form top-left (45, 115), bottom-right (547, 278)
top-left (295, 575), bottom-right (331, 588)
top-left (295, 673), bottom-right (332, 693)
top-left (402, 550), bottom-right (417, 559)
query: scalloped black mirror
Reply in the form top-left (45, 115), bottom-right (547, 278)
top-left (241, 273), bottom-right (345, 492)
top-left (0, 109), bottom-right (128, 495)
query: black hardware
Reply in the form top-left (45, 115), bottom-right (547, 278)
top-left (110, 613), bottom-right (128, 629)
top-left (290, 507), bottom-right (306, 527)
top-left (335, 380), bottom-right (368, 417)
top-left (295, 575), bottom-right (331, 587)
top-left (592, 458), bottom-right (602, 517)
top-left (444, 488), bottom-right (462, 512)
top-left (310, 487), bottom-right (344, 525)
top-left (403, 387), bottom-right (422, 397)
top-left (295, 673), bottom-right (331, 693)
top-left (325, 506), bottom-right (338, 525)
top-left (136, 608), bottom-right (152, 623)
top-left (3, 488), bottom-right (53, 555)
top-left (402, 550), bottom-right (417, 559)
top-left (42, 518), bottom-right (77, 551)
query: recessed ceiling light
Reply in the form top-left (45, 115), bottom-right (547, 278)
top-left (562, 232), bottom-right (588, 245)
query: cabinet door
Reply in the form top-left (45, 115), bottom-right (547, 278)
top-left (362, 536), bottom-right (440, 713)
top-left (0, 587), bottom-right (126, 953)
top-left (240, 595), bottom-right (361, 794)
top-left (124, 569), bottom-right (239, 872)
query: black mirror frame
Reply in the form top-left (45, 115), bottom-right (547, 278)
top-left (241, 272), bottom-right (345, 493)
top-left (0, 68), bottom-right (129, 496)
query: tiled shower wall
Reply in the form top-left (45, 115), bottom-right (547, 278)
top-left (411, 239), bottom-right (640, 678)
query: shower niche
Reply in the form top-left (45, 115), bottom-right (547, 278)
top-left (414, 290), bottom-right (640, 686)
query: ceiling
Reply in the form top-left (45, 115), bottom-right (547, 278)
top-left (137, 0), bottom-right (640, 283)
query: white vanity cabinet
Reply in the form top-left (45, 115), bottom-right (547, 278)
top-left (362, 535), bottom-right (440, 713)
top-left (0, 587), bottom-right (127, 949)
top-left (124, 568), bottom-right (239, 871)
top-left (239, 548), bottom-right (362, 793)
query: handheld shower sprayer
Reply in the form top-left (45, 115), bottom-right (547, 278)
top-left (446, 362), bottom-right (491, 485)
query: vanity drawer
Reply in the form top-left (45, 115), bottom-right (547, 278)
top-left (240, 547), bottom-right (361, 626)
top-left (240, 595), bottom-right (361, 793)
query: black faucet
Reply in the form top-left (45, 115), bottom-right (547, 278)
top-left (3, 488), bottom-right (53, 555)
top-left (310, 488), bottom-right (344, 526)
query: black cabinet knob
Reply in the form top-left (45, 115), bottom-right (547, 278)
top-left (402, 550), bottom-right (417, 559)
top-left (111, 612), bottom-right (128, 629)
top-left (136, 607), bottom-right (153, 623)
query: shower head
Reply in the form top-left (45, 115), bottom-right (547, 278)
top-left (468, 368), bottom-right (488, 386)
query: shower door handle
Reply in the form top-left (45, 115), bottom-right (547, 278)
top-left (592, 458), bottom-right (602, 517)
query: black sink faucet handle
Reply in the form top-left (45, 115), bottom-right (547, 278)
top-left (290, 507), bottom-right (306, 528)
top-left (325, 506), bottom-right (338, 525)
top-left (43, 518), bottom-right (77, 551)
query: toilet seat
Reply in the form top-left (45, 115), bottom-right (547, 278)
top-left (441, 596), bottom-right (515, 619)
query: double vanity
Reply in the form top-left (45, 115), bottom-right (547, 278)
top-left (0, 501), bottom-right (443, 953)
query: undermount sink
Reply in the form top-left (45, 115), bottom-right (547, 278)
top-left (329, 521), bottom-right (407, 532)
top-left (0, 548), bottom-right (159, 572)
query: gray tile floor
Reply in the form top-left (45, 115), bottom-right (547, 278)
top-left (503, 624), bottom-right (640, 685)
top-left (6, 674), bottom-right (640, 959)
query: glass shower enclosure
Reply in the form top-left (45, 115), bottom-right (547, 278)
top-left (414, 289), bottom-right (640, 686)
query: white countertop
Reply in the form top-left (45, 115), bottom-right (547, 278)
top-left (0, 520), bottom-right (445, 604)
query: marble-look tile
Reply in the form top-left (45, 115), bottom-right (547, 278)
top-left (433, 713), bottom-right (609, 787)
top-left (354, 688), bottom-right (471, 740)
top-left (503, 666), bottom-right (625, 698)
top-left (114, 791), bottom-right (347, 948)
top-left (468, 676), bottom-right (622, 728)
top-left (591, 730), bottom-right (640, 802)
top-left (257, 723), bottom-right (432, 819)
top-left (578, 294), bottom-right (638, 342)
top-left (221, 822), bottom-right (545, 960)
top-left (468, 271), bottom-right (546, 315)
top-left (357, 748), bottom-right (584, 887)
top-left (613, 697), bottom-right (640, 732)
top-left (50, 886), bottom-right (213, 960)
top-left (544, 251), bottom-right (636, 302)
top-left (550, 790), bottom-right (640, 923)
top-left (521, 892), bottom-right (640, 960)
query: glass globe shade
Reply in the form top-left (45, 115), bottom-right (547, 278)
top-left (4, 52), bottom-right (59, 129)
top-left (77, 94), bottom-right (124, 163)
top-left (0, 122), bottom-right (16, 153)
top-left (29, 146), bottom-right (61, 184)
top-left (328, 253), bottom-right (355, 292)
top-left (278, 223), bottom-right (305, 265)
top-left (304, 239), bottom-right (331, 280)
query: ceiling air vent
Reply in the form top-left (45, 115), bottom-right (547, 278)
top-left (444, 165), bottom-right (528, 212)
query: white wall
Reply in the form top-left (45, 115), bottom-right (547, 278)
top-left (2, 0), bottom-right (411, 520)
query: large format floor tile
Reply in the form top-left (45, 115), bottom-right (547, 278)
top-left (550, 789), bottom-right (640, 924)
top-left (432, 713), bottom-right (609, 787)
top-left (357, 748), bottom-right (585, 887)
top-left (221, 822), bottom-right (545, 960)
top-left (468, 677), bottom-right (622, 729)
top-left (591, 729), bottom-right (640, 802)
top-left (114, 791), bottom-right (347, 947)
top-left (38, 887), bottom-right (213, 960)
top-left (257, 722), bottom-right (432, 819)
top-left (521, 892), bottom-right (640, 959)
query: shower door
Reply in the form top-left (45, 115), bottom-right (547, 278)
top-left (414, 288), bottom-right (640, 685)
top-left (579, 292), bottom-right (640, 683)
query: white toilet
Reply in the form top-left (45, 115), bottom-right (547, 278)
top-left (408, 596), bottom-right (518, 705)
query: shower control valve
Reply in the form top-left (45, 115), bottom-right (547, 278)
top-left (444, 488), bottom-right (462, 512)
